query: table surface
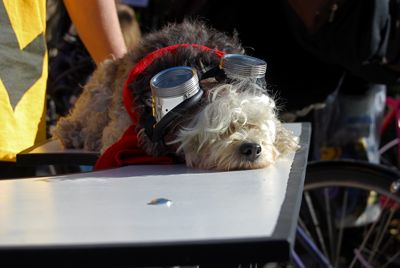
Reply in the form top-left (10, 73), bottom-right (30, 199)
top-left (2, 123), bottom-right (311, 266)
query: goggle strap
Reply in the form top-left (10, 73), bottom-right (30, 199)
top-left (150, 89), bottom-right (204, 143)
top-left (200, 65), bottom-right (226, 82)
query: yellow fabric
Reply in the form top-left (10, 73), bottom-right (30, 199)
top-left (0, 0), bottom-right (47, 162)
top-left (3, 0), bottom-right (46, 50)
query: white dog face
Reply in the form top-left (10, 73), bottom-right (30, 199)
top-left (172, 82), bottom-right (298, 170)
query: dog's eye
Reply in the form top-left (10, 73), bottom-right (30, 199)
top-left (247, 123), bottom-right (260, 129)
top-left (218, 124), bottom-right (236, 140)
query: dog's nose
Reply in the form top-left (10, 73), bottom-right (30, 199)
top-left (239, 143), bottom-right (262, 161)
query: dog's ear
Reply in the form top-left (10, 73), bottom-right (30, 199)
top-left (274, 122), bottom-right (300, 156)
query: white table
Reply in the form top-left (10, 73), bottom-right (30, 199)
top-left (1, 123), bottom-right (311, 266)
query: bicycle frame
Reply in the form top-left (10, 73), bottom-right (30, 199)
top-left (379, 97), bottom-right (400, 164)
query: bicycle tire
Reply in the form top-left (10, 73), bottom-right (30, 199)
top-left (305, 160), bottom-right (400, 201)
top-left (297, 160), bottom-right (400, 268)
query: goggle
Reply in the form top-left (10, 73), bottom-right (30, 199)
top-left (151, 66), bottom-right (201, 123)
top-left (145, 54), bottom-right (267, 146)
top-left (197, 54), bottom-right (267, 84)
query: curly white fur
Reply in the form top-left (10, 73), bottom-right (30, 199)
top-left (172, 82), bottom-right (299, 170)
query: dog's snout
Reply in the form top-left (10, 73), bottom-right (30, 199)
top-left (239, 143), bottom-right (262, 161)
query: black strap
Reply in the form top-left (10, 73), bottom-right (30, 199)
top-left (145, 89), bottom-right (204, 144)
top-left (199, 65), bottom-right (226, 82)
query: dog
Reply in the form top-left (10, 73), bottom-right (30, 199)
top-left (52, 20), bottom-right (299, 171)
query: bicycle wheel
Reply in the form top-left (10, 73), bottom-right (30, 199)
top-left (296, 160), bottom-right (400, 268)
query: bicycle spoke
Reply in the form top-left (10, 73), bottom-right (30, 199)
top-left (324, 188), bottom-right (335, 262)
top-left (382, 248), bottom-right (400, 268)
top-left (334, 189), bottom-right (348, 268)
top-left (304, 192), bottom-right (330, 259)
top-left (298, 218), bottom-right (314, 241)
top-left (353, 249), bottom-right (374, 268)
top-left (370, 200), bottom-right (389, 250)
top-left (368, 203), bottom-right (397, 263)
top-left (379, 233), bottom-right (394, 256)
top-left (378, 138), bottom-right (399, 155)
top-left (349, 198), bottom-right (383, 268)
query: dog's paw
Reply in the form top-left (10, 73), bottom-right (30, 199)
top-left (52, 118), bottom-right (84, 149)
